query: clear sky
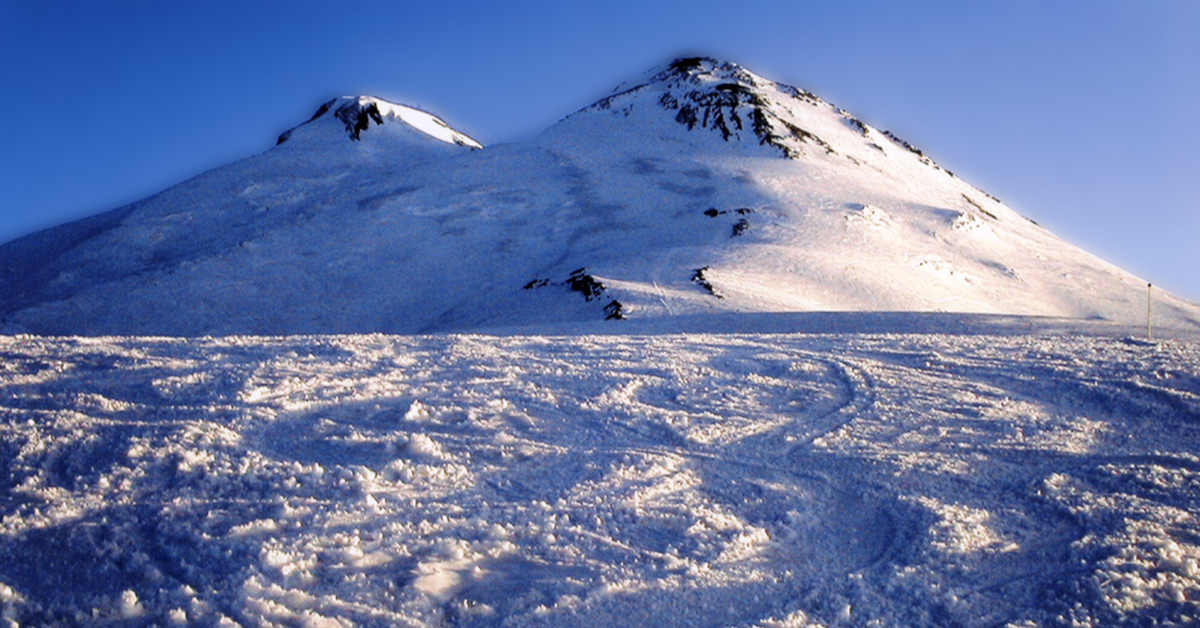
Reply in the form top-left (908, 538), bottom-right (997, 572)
top-left (2, 0), bottom-right (1197, 301)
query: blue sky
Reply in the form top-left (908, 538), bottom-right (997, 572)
top-left (2, 0), bottom-right (1197, 301)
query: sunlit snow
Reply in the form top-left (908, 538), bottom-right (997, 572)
top-left (2, 321), bottom-right (1199, 626)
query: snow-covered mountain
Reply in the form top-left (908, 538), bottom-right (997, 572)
top-left (275, 95), bottom-right (483, 152)
top-left (2, 57), bottom-right (1197, 335)
top-left (4, 58), bottom-right (1200, 628)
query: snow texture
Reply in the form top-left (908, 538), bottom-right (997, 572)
top-left (2, 322), bottom-right (1199, 626)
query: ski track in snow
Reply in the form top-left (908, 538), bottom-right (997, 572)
top-left (2, 331), bottom-right (1200, 627)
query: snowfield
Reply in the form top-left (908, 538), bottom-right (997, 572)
top-left (3, 318), bottom-right (1199, 626)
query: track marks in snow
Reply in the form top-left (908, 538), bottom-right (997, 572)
top-left (2, 333), bottom-right (1200, 626)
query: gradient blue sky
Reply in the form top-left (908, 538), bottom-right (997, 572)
top-left (2, 1), bottom-right (1197, 301)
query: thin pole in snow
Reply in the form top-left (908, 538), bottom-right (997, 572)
top-left (1147, 283), bottom-right (1153, 340)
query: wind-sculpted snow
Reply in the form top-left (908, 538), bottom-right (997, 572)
top-left (3, 328), bottom-right (1199, 626)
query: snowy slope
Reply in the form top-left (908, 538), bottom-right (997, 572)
top-left (1, 58), bottom-right (1197, 335)
top-left (530, 58), bottom-right (1199, 327)
top-left (2, 327), bottom-right (1199, 626)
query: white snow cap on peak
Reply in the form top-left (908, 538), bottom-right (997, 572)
top-left (544, 56), bottom-right (837, 161)
top-left (605, 57), bottom-right (780, 99)
top-left (276, 95), bottom-right (482, 149)
top-left (649, 56), bottom-right (768, 85)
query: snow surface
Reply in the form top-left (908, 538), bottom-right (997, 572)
top-left (3, 57), bottom-right (1198, 335)
top-left (2, 319), bottom-right (1199, 626)
top-left (3, 58), bottom-right (1200, 626)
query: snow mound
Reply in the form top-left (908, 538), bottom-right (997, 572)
top-left (846, 203), bottom-right (892, 227)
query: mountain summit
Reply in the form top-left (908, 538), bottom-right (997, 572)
top-left (2, 58), bottom-right (1197, 335)
top-left (274, 95), bottom-right (482, 153)
top-left (544, 56), bottom-right (932, 165)
top-left (550, 56), bottom-right (844, 159)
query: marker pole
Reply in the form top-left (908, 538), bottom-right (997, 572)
top-left (1147, 283), bottom-right (1153, 340)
